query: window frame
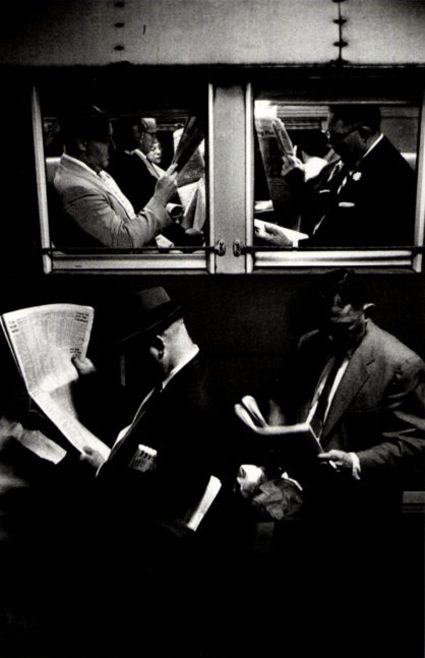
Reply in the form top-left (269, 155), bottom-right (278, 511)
top-left (246, 77), bottom-right (425, 273)
top-left (32, 82), bottom-right (216, 274)
top-left (32, 67), bottom-right (425, 275)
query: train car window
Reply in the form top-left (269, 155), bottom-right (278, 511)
top-left (250, 80), bottom-right (424, 272)
top-left (33, 75), bottom-right (212, 273)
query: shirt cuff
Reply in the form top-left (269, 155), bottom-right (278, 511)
top-left (349, 452), bottom-right (361, 480)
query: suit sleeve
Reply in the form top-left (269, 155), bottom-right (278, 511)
top-left (61, 184), bottom-right (172, 248)
top-left (357, 356), bottom-right (425, 478)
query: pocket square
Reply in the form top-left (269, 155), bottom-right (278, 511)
top-left (129, 444), bottom-right (158, 472)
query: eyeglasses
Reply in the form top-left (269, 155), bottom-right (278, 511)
top-left (325, 124), bottom-right (361, 144)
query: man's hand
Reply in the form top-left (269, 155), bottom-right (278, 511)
top-left (236, 464), bottom-right (266, 498)
top-left (318, 449), bottom-right (354, 473)
top-left (154, 164), bottom-right (178, 206)
top-left (280, 152), bottom-right (305, 179)
top-left (0, 416), bottom-right (24, 442)
top-left (72, 355), bottom-right (96, 376)
top-left (255, 220), bottom-right (293, 247)
top-left (79, 446), bottom-right (106, 470)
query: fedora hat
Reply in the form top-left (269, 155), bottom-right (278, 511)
top-left (120, 287), bottom-right (182, 345)
top-left (140, 117), bottom-right (157, 134)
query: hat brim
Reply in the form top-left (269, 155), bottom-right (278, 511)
top-left (120, 301), bottom-right (183, 346)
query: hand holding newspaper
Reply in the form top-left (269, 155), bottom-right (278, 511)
top-left (1, 304), bottom-right (110, 462)
top-left (254, 218), bottom-right (309, 247)
top-left (234, 395), bottom-right (322, 458)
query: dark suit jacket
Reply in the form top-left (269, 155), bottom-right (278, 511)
top-left (273, 320), bottom-right (425, 513)
top-left (301, 136), bottom-right (415, 247)
top-left (97, 354), bottom-right (230, 541)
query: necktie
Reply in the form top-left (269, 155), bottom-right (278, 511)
top-left (310, 355), bottom-right (345, 437)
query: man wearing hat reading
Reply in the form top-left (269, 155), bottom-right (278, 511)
top-left (53, 106), bottom-right (178, 249)
top-left (78, 287), bottom-right (225, 530)
top-left (73, 286), bottom-right (238, 655)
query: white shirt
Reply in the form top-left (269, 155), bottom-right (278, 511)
top-left (307, 354), bottom-right (361, 480)
top-left (307, 355), bottom-right (350, 427)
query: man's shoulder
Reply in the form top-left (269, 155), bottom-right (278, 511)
top-left (55, 157), bottom-right (103, 195)
top-left (166, 355), bottom-right (219, 415)
top-left (362, 136), bottom-right (413, 178)
top-left (366, 321), bottom-right (424, 367)
top-left (55, 156), bottom-right (94, 182)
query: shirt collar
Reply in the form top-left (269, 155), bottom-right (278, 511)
top-left (360, 133), bottom-right (384, 162)
top-left (160, 344), bottom-right (200, 390)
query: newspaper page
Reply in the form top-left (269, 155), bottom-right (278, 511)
top-left (172, 117), bottom-right (205, 179)
top-left (235, 395), bottom-right (322, 458)
top-left (185, 475), bottom-right (222, 531)
top-left (1, 304), bottom-right (110, 460)
top-left (254, 106), bottom-right (301, 223)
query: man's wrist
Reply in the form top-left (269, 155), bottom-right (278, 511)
top-left (349, 452), bottom-right (361, 480)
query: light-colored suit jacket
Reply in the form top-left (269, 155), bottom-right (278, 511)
top-left (54, 154), bottom-right (171, 248)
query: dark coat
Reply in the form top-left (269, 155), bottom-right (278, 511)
top-left (301, 136), bottom-right (416, 247)
top-left (93, 354), bottom-right (240, 654)
top-left (97, 354), bottom-right (231, 541)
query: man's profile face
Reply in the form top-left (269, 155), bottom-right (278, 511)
top-left (326, 114), bottom-right (365, 166)
top-left (323, 293), bottom-right (367, 349)
top-left (84, 123), bottom-right (113, 172)
top-left (139, 131), bottom-right (156, 155)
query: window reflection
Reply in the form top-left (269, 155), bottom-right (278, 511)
top-left (43, 106), bottom-right (206, 253)
top-left (254, 102), bottom-right (418, 248)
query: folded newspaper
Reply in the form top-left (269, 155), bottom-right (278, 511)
top-left (254, 218), bottom-right (309, 246)
top-left (1, 303), bottom-right (110, 462)
top-left (234, 395), bottom-right (322, 457)
top-left (172, 116), bottom-right (205, 174)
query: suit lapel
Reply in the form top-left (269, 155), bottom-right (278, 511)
top-left (322, 323), bottom-right (377, 442)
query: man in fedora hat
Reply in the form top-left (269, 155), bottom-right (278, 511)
top-left (77, 286), bottom-right (227, 530)
top-left (53, 106), bottom-right (179, 249)
top-left (72, 286), bottom-right (239, 654)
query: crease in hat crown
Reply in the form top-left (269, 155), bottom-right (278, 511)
top-left (121, 287), bottom-right (182, 344)
top-left (140, 118), bottom-right (157, 134)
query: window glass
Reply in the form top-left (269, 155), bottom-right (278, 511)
top-left (34, 74), bottom-right (209, 271)
top-left (253, 100), bottom-right (419, 251)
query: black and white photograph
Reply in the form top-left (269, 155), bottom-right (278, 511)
top-left (0, 2), bottom-right (423, 657)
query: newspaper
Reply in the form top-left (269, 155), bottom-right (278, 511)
top-left (254, 218), bottom-right (309, 247)
top-left (234, 395), bottom-right (322, 458)
top-left (172, 117), bottom-right (205, 180)
top-left (255, 113), bottom-right (301, 222)
top-left (1, 303), bottom-right (110, 461)
top-left (184, 475), bottom-right (222, 531)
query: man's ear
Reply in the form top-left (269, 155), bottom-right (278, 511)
top-left (358, 125), bottom-right (374, 141)
top-left (363, 302), bottom-right (376, 317)
top-left (76, 137), bottom-right (88, 153)
top-left (151, 335), bottom-right (165, 358)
